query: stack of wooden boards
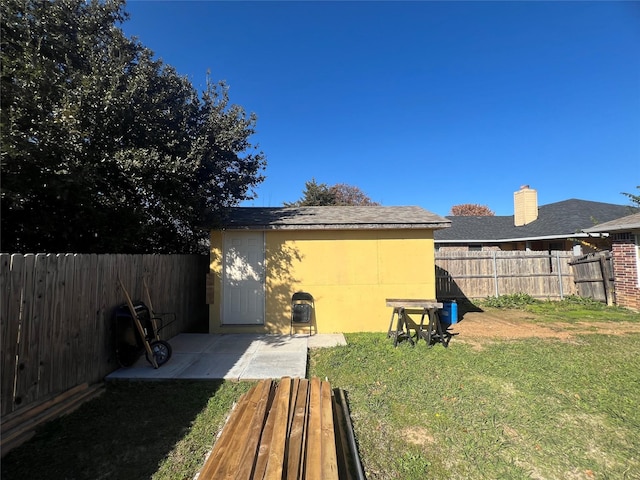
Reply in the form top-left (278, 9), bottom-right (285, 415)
top-left (198, 377), bottom-right (362, 480)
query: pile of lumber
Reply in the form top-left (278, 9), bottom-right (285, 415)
top-left (1, 382), bottom-right (104, 457)
top-left (199, 377), bottom-right (363, 480)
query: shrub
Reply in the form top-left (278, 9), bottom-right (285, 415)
top-left (480, 293), bottom-right (539, 309)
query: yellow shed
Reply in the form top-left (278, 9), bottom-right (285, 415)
top-left (208, 206), bottom-right (450, 334)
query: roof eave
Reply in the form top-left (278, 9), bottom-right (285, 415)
top-left (584, 224), bottom-right (640, 233)
top-left (223, 222), bottom-right (452, 230)
top-left (435, 232), bottom-right (606, 243)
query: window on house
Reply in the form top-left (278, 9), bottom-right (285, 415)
top-left (468, 244), bottom-right (482, 252)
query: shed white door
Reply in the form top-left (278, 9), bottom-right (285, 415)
top-left (222, 231), bottom-right (265, 325)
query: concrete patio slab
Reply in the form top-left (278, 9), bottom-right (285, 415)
top-left (239, 351), bottom-right (307, 381)
top-left (177, 352), bottom-right (252, 380)
top-left (104, 332), bottom-right (346, 382)
top-left (206, 334), bottom-right (263, 354)
top-left (105, 353), bottom-right (194, 380)
top-left (166, 333), bottom-right (222, 353)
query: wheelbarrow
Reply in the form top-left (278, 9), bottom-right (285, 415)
top-left (116, 279), bottom-right (174, 369)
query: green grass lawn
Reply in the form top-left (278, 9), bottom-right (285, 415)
top-left (2, 299), bottom-right (639, 480)
top-left (310, 332), bottom-right (640, 479)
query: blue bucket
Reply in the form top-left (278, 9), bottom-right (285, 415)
top-left (439, 300), bottom-right (458, 325)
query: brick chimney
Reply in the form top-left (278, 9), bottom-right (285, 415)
top-left (514, 185), bottom-right (538, 226)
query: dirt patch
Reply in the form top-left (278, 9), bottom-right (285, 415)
top-left (449, 309), bottom-right (640, 343)
top-left (400, 426), bottom-right (435, 446)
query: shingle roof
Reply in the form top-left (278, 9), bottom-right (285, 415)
top-left (434, 199), bottom-right (637, 242)
top-left (213, 206), bottom-right (451, 230)
top-left (583, 212), bottom-right (640, 233)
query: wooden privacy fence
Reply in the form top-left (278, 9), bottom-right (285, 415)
top-left (436, 250), bottom-right (577, 300)
top-left (568, 252), bottom-right (614, 305)
top-left (1, 253), bottom-right (209, 418)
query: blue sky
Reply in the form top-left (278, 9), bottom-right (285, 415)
top-left (122, 1), bottom-right (640, 216)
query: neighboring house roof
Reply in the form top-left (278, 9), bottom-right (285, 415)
top-left (583, 212), bottom-right (640, 233)
top-left (434, 199), bottom-right (637, 243)
top-left (213, 206), bottom-right (451, 230)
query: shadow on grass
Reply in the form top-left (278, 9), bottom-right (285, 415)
top-left (1, 380), bottom-right (226, 480)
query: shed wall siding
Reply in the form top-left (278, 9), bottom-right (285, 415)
top-left (209, 229), bottom-right (436, 333)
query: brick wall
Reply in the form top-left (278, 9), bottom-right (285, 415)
top-left (611, 234), bottom-right (640, 310)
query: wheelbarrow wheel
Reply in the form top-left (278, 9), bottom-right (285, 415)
top-left (146, 340), bottom-right (172, 367)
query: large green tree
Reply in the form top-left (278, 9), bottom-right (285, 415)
top-left (1, 0), bottom-right (265, 253)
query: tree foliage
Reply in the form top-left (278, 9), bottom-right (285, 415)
top-left (284, 179), bottom-right (379, 206)
top-left (450, 204), bottom-right (495, 216)
top-left (621, 186), bottom-right (640, 207)
top-left (1, 0), bottom-right (265, 253)
top-left (331, 183), bottom-right (380, 206)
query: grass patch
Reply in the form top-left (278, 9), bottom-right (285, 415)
top-left (479, 294), bottom-right (639, 323)
top-left (309, 332), bottom-right (640, 479)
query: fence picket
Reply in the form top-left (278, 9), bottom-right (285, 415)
top-left (2, 255), bottom-right (24, 414)
top-left (14, 254), bottom-right (40, 408)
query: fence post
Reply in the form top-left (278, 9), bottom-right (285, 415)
top-left (492, 251), bottom-right (499, 297)
top-left (599, 253), bottom-right (614, 306)
top-left (556, 252), bottom-right (564, 300)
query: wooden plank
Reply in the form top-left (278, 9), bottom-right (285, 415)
top-left (199, 382), bottom-right (262, 479)
top-left (31, 254), bottom-right (47, 399)
top-left (287, 377), bottom-right (300, 433)
top-left (305, 377), bottom-right (323, 480)
top-left (1, 383), bottom-right (104, 456)
top-left (0, 254), bottom-right (13, 416)
top-left (1, 383), bottom-right (89, 432)
top-left (61, 254), bottom-right (77, 391)
top-left (84, 254), bottom-right (100, 383)
top-left (48, 254), bottom-right (67, 397)
top-left (264, 377), bottom-right (293, 479)
top-left (1, 384), bottom-right (100, 440)
top-left (286, 379), bottom-right (309, 480)
top-left (252, 381), bottom-right (279, 480)
top-left (73, 254), bottom-right (90, 385)
top-left (218, 380), bottom-right (273, 479)
top-left (320, 381), bottom-right (339, 480)
top-left (0, 429), bottom-right (35, 457)
top-left (235, 380), bottom-right (276, 480)
top-left (386, 299), bottom-right (442, 309)
top-left (14, 254), bottom-right (40, 409)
